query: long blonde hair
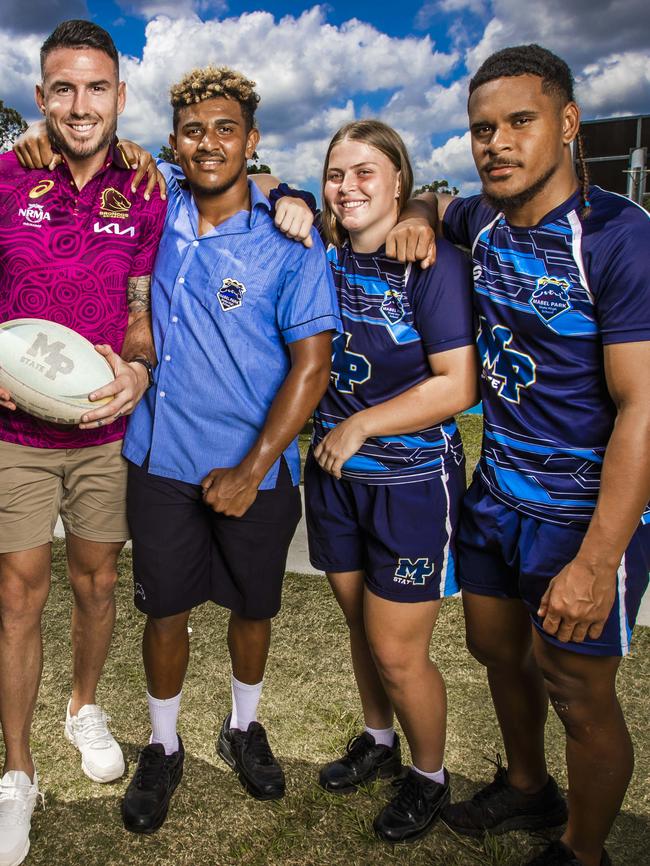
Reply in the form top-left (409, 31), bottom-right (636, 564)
top-left (321, 120), bottom-right (414, 248)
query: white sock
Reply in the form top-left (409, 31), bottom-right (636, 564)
top-left (364, 725), bottom-right (395, 748)
top-left (147, 691), bottom-right (181, 756)
top-left (412, 763), bottom-right (446, 785)
top-left (230, 675), bottom-right (263, 731)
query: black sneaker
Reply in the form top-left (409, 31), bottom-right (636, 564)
top-left (319, 732), bottom-right (402, 794)
top-left (121, 737), bottom-right (184, 834)
top-left (373, 767), bottom-right (451, 843)
top-left (525, 840), bottom-right (613, 866)
top-left (217, 714), bottom-right (285, 800)
top-left (442, 756), bottom-right (568, 838)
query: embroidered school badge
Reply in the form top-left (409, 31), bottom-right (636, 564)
top-left (217, 278), bottom-right (246, 311)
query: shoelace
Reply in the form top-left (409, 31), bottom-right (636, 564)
top-left (134, 748), bottom-right (169, 789)
top-left (472, 753), bottom-right (508, 803)
top-left (343, 733), bottom-right (374, 764)
top-left (74, 710), bottom-right (114, 749)
top-left (246, 726), bottom-right (276, 766)
top-left (388, 773), bottom-right (425, 815)
top-left (0, 781), bottom-right (44, 817)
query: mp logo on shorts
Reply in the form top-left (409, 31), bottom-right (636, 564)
top-left (393, 558), bottom-right (434, 586)
top-left (134, 583), bottom-right (146, 601)
top-left (217, 278), bottom-right (246, 311)
top-left (23, 333), bottom-right (74, 380)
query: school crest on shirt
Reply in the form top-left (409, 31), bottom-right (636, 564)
top-left (380, 289), bottom-right (405, 326)
top-left (530, 277), bottom-right (572, 322)
top-left (217, 278), bottom-right (246, 311)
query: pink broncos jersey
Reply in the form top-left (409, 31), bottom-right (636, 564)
top-left (0, 145), bottom-right (167, 448)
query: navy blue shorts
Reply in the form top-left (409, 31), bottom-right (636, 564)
top-left (304, 451), bottom-right (464, 602)
top-left (127, 457), bottom-right (301, 620)
top-left (456, 475), bottom-right (650, 656)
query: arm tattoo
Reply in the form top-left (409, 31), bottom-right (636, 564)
top-left (127, 275), bottom-right (151, 312)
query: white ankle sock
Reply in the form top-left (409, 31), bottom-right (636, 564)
top-left (412, 763), bottom-right (445, 785)
top-left (147, 691), bottom-right (181, 756)
top-left (364, 725), bottom-right (395, 748)
top-left (230, 675), bottom-right (263, 731)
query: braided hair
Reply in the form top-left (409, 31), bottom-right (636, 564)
top-left (469, 44), bottom-right (590, 218)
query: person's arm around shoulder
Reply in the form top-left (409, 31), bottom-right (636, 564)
top-left (538, 339), bottom-right (650, 643)
top-left (384, 192), bottom-right (457, 269)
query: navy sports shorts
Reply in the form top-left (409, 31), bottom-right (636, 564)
top-left (304, 450), bottom-right (463, 602)
top-left (127, 457), bottom-right (301, 620)
top-left (456, 474), bottom-right (650, 656)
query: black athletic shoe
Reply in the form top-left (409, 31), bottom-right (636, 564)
top-left (524, 840), bottom-right (613, 866)
top-left (373, 767), bottom-right (451, 843)
top-left (442, 756), bottom-right (568, 838)
top-left (121, 738), bottom-right (184, 834)
top-left (217, 714), bottom-right (285, 800)
top-left (319, 732), bottom-right (402, 794)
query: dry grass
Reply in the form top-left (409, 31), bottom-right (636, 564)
top-left (11, 415), bottom-right (650, 864)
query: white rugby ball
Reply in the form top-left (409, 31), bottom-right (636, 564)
top-left (0, 318), bottom-right (115, 425)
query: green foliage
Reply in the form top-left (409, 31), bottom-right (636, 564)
top-left (413, 179), bottom-right (460, 197)
top-left (247, 150), bottom-right (271, 175)
top-left (0, 100), bottom-right (28, 153)
top-left (157, 144), bottom-right (177, 164)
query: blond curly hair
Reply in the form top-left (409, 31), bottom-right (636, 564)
top-left (170, 66), bottom-right (260, 130)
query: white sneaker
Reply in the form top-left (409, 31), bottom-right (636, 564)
top-left (0, 770), bottom-right (40, 866)
top-left (65, 701), bottom-right (125, 783)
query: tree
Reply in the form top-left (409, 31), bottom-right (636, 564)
top-left (157, 145), bottom-right (177, 164)
top-left (412, 179), bottom-right (459, 197)
top-left (0, 100), bottom-right (28, 153)
top-left (247, 151), bottom-right (271, 175)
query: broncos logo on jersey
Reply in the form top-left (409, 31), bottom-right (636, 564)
top-left (477, 316), bottom-right (536, 404)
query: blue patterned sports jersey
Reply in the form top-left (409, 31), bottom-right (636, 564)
top-left (443, 186), bottom-right (650, 525)
top-left (313, 238), bottom-right (474, 484)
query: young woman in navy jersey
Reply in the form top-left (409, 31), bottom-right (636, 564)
top-left (305, 120), bottom-right (478, 842)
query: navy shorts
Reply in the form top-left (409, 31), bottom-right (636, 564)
top-left (456, 475), bottom-right (650, 656)
top-left (127, 458), bottom-right (302, 620)
top-left (304, 451), bottom-right (463, 602)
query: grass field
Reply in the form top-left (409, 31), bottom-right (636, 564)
top-left (15, 416), bottom-right (650, 865)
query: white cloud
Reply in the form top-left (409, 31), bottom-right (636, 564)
top-left (577, 51), bottom-right (650, 117)
top-left (414, 131), bottom-right (480, 193)
top-left (117, 0), bottom-right (227, 19)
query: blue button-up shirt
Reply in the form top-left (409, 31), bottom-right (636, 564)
top-left (123, 164), bottom-right (340, 488)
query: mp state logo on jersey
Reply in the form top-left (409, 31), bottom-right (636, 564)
top-left (393, 558), bottom-right (434, 586)
top-left (530, 277), bottom-right (572, 322)
top-left (331, 332), bottom-right (371, 393)
top-left (477, 316), bottom-right (536, 404)
top-left (217, 278), bottom-right (246, 311)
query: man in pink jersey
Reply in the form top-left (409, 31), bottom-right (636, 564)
top-left (0, 20), bottom-right (166, 865)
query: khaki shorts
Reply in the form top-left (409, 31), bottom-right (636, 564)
top-left (0, 439), bottom-right (129, 553)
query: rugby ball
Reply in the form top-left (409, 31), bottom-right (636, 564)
top-left (0, 318), bottom-right (115, 425)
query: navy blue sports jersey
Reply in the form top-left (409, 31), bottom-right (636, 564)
top-left (313, 239), bottom-right (474, 484)
top-left (443, 186), bottom-right (650, 525)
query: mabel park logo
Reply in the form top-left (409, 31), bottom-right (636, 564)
top-left (530, 276), bottom-right (572, 322)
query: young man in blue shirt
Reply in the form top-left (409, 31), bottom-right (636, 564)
top-left (391, 45), bottom-right (650, 866)
top-left (120, 66), bottom-right (340, 832)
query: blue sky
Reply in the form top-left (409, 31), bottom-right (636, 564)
top-left (1, 1), bottom-right (648, 195)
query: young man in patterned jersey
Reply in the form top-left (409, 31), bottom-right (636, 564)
top-left (0, 20), bottom-right (165, 865)
top-left (390, 44), bottom-right (650, 866)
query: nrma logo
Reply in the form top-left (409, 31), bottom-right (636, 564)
top-left (393, 558), bottom-right (434, 586)
top-left (19, 203), bottom-right (51, 227)
top-left (476, 316), bottom-right (536, 404)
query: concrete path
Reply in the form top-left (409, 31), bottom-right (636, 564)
top-left (54, 491), bottom-right (650, 626)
